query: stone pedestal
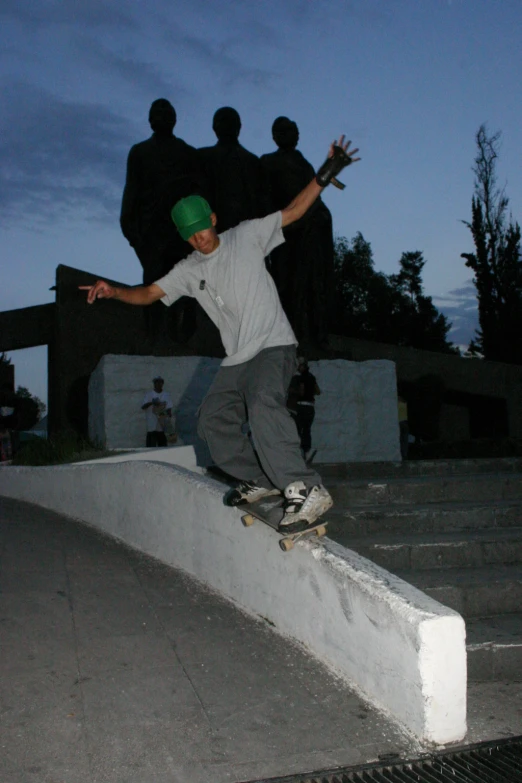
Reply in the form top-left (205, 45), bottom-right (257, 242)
top-left (89, 354), bottom-right (401, 463)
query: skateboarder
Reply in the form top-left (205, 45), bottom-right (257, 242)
top-left (80, 134), bottom-right (360, 533)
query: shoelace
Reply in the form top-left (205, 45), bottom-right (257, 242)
top-left (295, 487), bottom-right (320, 514)
top-left (238, 480), bottom-right (256, 494)
top-left (284, 490), bottom-right (306, 512)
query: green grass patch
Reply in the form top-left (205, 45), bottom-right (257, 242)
top-left (12, 432), bottom-right (121, 466)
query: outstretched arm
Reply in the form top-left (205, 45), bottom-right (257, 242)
top-left (78, 280), bottom-right (165, 306)
top-left (281, 135), bottom-right (360, 229)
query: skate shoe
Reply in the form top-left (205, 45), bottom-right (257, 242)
top-left (279, 482), bottom-right (333, 534)
top-left (225, 480), bottom-right (280, 507)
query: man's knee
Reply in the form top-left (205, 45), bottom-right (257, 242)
top-left (197, 396), bottom-right (217, 441)
top-left (250, 386), bottom-right (286, 414)
top-left (196, 414), bottom-right (208, 442)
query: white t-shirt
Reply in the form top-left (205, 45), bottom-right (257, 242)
top-left (156, 212), bottom-right (297, 366)
top-left (141, 389), bottom-right (173, 432)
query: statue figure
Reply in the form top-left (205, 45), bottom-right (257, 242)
top-left (261, 117), bottom-right (335, 345)
top-left (120, 98), bottom-right (205, 341)
top-left (198, 107), bottom-right (270, 232)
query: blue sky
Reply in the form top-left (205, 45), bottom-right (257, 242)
top-left (1, 0), bottom-right (521, 405)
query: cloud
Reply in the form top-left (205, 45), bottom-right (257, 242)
top-left (434, 281), bottom-right (479, 348)
top-left (0, 81), bottom-right (132, 227)
top-left (162, 29), bottom-right (279, 90)
top-left (0, 0), bottom-right (137, 31)
top-left (74, 34), bottom-right (190, 104)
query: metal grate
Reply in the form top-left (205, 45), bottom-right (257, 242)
top-left (239, 736), bottom-right (522, 783)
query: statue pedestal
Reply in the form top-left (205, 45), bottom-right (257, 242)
top-left (89, 354), bottom-right (401, 463)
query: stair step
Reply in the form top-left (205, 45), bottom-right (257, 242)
top-left (466, 613), bottom-right (522, 681)
top-left (328, 473), bottom-right (522, 507)
top-left (327, 500), bottom-right (522, 537)
top-left (393, 564), bottom-right (522, 618)
top-left (340, 528), bottom-right (522, 572)
top-left (319, 457), bottom-right (522, 480)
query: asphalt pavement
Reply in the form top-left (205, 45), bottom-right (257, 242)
top-left (1, 495), bottom-right (520, 783)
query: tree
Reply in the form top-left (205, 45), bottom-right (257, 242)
top-left (0, 353), bottom-right (15, 407)
top-left (462, 125), bottom-right (522, 363)
top-left (16, 386), bottom-right (47, 422)
top-left (333, 237), bottom-right (456, 353)
top-left (333, 232), bottom-right (383, 337)
top-left (389, 251), bottom-right (456, 353)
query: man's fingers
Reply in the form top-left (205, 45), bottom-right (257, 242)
top-left (78, 281), bottom-right (111, 303)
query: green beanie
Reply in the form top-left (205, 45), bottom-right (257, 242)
top-left (171, 195), bottom-right (213, 241)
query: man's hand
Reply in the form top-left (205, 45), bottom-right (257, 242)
top-left (78, 281), bottom-right (166, 306)
top-left (316, 135), bottom-right (360, 189)
top-left (79, 281), bottom-right (117, 304)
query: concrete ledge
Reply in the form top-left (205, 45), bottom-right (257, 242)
top-left (75, 444), bottom-right (202, 473)
top-left (0, 461), bottom-right (466, 744)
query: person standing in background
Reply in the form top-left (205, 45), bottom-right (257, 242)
top-left (141, 376), bottom-right (173, 447)
top-left (287, 357), bottom-right (321, 460)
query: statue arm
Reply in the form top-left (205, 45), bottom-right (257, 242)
top-left (256, 159), bottom-right (273, 217)
top-left (120, 146), bottom-right (142, 247)
top-left (281, 135), bottom-right (359, 228)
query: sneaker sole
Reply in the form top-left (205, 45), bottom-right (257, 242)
top-left (225, 488), bottom-right (281, 507)
top-left (279, 496), bottom-right (333, 533)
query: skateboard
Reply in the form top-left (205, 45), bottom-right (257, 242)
top-left (239, 495), bottom-right (328, 552)
top-left (154, 405), bottom-right (178, 445)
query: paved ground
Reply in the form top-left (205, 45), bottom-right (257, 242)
top-left (1, 496), bottom-right (521, 783)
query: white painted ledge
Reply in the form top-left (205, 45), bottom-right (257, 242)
top-left (75, 444), bottom-right (202, 473)
top-left (0, 461), bottom-right (466, 745)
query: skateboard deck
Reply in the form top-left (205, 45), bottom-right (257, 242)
top-left (154, 405), bottom-right (178, 445)
top-left (240, 495), bottom-right (328, 552)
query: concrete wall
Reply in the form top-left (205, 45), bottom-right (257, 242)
top-left (89, 354), bottom-right (401, 463)
top-left (330, 334), bottom-right (522, 439)
top-left (0, 459), bottom-right (466, 744)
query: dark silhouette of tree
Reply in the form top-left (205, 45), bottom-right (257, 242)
top-left (389, 251), bottom-right (456, 353)
top-left (16, 386), bottom-right (46, 422)
top-left (333, 237), bottom-right (455, 353)
top-left (461, 124), bottom-right (522, 363)
top-left (1, 369), bottom-right (44, 431)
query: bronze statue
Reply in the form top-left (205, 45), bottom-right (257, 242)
top-left (198, 107), bottom-right (270, 232)
top-left (120, 99), bottom-right (205, 341)
top-left (261, 117), bottom-right (335, 345)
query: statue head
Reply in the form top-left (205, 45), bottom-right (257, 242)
top-left (272, 116), bottom-right (299, 150)
top-left (149, 99), bottom-right (176, 135)
top-left (212, 107), bottom-right (241, 141)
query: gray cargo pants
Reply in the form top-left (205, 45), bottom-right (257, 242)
top-left (197, 345), bottom-right (322, 490)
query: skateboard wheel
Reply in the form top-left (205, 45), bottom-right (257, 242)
top-left (315, 525), bottom-right (327, 538)
top-left (242, 514), bottom-right (255, 527)
top-left (279, 538), bottom-right (294, 552)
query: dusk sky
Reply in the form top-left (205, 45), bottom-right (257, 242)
top-left (1, 0), bottom-right (521, 406)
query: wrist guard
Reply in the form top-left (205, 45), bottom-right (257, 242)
top-left (316, 145), bottom-right (353, 189)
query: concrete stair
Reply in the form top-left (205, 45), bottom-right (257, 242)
top-left (322, 458), bottom-right (522, 682)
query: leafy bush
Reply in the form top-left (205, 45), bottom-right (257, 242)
top-left (12, 432), bottom-right (118, 466)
